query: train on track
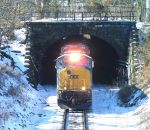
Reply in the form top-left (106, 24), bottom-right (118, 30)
top-left (56, 43), bottom-right (94, 109)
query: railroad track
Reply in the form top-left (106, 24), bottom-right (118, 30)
top-left (63, 109), bottom-right (89, 130)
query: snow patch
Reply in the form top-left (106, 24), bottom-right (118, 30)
top-left (1, 42), bottom-right (27, 72)
top-left (14, 28), bottom-right (26, 42)
top-left (136, 22), bottom-right (144, 29)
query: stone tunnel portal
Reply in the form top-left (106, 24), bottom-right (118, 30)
top-left (40, 35), bottom-right (119, 85)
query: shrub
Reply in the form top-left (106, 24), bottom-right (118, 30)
top-left (118, 84), bottom-right (147, 107)
top-left (118, 85), bottom-right (136, 104)
top-left (7, 86), bottom-right (17, 96)
top-left (0, 108), bottom-right (10, 125)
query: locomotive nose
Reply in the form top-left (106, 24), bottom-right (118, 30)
top-left (56, 44), bottom-right (93, 109)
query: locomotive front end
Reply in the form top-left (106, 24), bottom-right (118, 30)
top-left (55, 43), bottom-right (94, 109)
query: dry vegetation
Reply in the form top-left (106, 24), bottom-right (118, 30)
top-left (136, 31), bottom-right (150, 129)
top-left (134, 30), bottom-right (150, 88)
top-left (0, 0), bottom-right (34, 38)
top-left (143, 32), bottom-right (150, 83)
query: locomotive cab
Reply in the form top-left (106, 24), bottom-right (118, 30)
top-left (55, 44), bottom-right (94, 109)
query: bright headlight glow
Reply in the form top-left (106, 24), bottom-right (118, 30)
top-left (82, 86), bottom-right (86, 91)
top-left (69, 52), bottom-right (81, 62)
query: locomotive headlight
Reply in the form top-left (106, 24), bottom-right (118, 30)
top-left (64, 87), bottom-right (67, 90)
top-left (81, 86), bottom-right (86, 91)
top-left (69, 52), bottom-right (81, 63)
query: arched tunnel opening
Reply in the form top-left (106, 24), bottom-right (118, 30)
top-left (40, 35), bottom-right (119, 85)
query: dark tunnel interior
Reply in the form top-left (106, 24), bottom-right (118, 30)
top-left (40, 35), bottom-right (119, 85)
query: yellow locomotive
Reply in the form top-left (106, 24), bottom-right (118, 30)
top-left (56, 44), bottom-right (94, 109)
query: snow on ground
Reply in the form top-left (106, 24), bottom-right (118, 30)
top-left (0, 28), bottom-right (44, 130)
top-left (14, 28), bottom-right (26, 43)
top-left (136, 22), bottom-right (144, 30)
top-left (1, 28), bottom-right (27, 72)
top-left (34, 85), bottom-right (149, 130)
top-left (0, 62), bottom-right (44, 130)
top-left (1, 42), bottom-right (27, 72)
top-left (89, 86), bottom-right (138, 130)
top-left (35, 85), bottom-right (64, 130)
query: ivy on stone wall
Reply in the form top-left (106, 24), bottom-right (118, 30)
top-left (132, 31), bottom-right (150, 86)
top-left (143, 33), bottom-right (150, 64)
top-left (142, 32), bottom-right (150, 84)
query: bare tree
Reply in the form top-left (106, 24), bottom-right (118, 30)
top-left (0, 0), bottom-right (35, 38)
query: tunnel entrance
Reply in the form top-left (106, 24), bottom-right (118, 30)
top-left (40, 35), bottom-right (119, 85)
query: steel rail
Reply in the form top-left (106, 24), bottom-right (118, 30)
top-left (83, 110), bottom-right (89, 130)
top-left (63, 109), bottom-right (69, 130)
top-left (62, 109), bottom-right (89, 130)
